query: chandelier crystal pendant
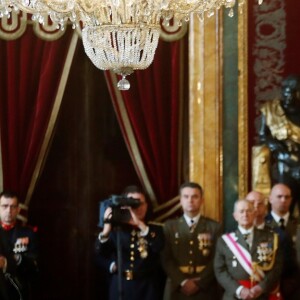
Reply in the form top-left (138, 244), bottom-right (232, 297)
top-left (82, 24), bottom-right (161, 90)
top-left (0, 0), bottom-right (263, 90)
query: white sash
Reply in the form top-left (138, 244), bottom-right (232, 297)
top-left (222, 232), bottom-right (264, 282)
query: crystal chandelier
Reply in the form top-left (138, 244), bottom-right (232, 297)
top-left (0, 0), bottom-right (263, 90)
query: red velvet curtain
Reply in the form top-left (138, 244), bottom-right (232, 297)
top-left (106, 37), bottom-right (188, 206)
top-left (0, 27), bottom-right (73, 203)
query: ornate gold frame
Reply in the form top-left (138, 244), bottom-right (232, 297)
top-left (189, 3), bottom-right (249, 221)
top-left (238, 3), bottom-right (249, 199)
top-left (189, 13), bottom-right (223, 221)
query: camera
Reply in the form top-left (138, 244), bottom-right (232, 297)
top-left (98, 195), bottom-right (141, 227)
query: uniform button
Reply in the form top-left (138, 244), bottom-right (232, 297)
top-left (190, 241), bottom-right (194, 245)
top-left (189, 261), bottom-right (193, 265)
top-left (189, 250), bottom-right (193, 255)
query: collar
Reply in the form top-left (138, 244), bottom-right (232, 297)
top-left (184, 214), bottom-right (201, 225)
top-left (238, 226), bottom-right (254, 235)
top-left (271, 211), bottom-right (289, 225)
top-left (1, 222), bottom-right (16, 231)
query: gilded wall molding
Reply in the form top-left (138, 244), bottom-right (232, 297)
top-left (0, 11), bottom-right (68, 41)
top-left (160, 21), bottom-right (188, 42)
top-left (189, 14), bottom-right (223, 221)
top-left (0, 11), bottom-right (188, 42)
top-left (238, 3), bottom-right (249, 198)
top-left (0, 11), bottom-right (27, 40)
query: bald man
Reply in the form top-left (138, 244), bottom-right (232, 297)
top-left (265, 183), bottom-right (300, 299)
top-left (245, 191), bottom-right (267, 229)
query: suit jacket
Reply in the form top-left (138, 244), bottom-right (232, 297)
top-left (95, 223), bottom-right (165, 300)
top-left (0, 224), bottom-right (39, 300)
top-left (214, 228), bottom-right (282, 300)
top-left (161, 215), bottom-right (222, 300)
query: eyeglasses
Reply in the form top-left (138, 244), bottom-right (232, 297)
top-left (0, 204), bottom-right (18, 210)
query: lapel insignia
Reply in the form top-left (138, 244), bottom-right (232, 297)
top-left (232, 260), bottom-right (237, 267)
top-left (174, 232), bottom-right (179, 244)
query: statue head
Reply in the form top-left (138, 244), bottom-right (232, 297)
top-left (281, 74), bottom-right (300, 114)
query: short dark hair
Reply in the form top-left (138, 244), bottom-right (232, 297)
top-left (179, 182), bottom-right (203, 197)
top-left (0, 191), bottom-right (19, 203)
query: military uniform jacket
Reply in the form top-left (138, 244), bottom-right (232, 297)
top-left (161, 215), bottom-right (221, 300)
top-left (214, 228), bottom-right (282, 300)
top-left (95, 223), bottom-right (164, 300)
top-left (265, 213), bottom-right (300, 299)
top-left (265, 213), bottom-right (298, 275)
top-left (0, 224), bottom-right (39, 300)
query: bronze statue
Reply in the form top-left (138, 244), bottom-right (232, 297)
top-left (257, 74), bottom-right (300, 211)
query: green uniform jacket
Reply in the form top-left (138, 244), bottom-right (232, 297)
top-left (214, 228), bottom-right (282, 300)
top-left (161, 215), bottom-right (222, 300)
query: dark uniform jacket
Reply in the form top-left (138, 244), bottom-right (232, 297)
top-left (214, 227), bottom-right (282, 300)
top-left (265, 213), bottom-right (300, 299)
top-left (161, 215), bottom-right (221, 300)
top-left (95, 223), bottom-right (164, 300)
top-left (0, 224), bottom-right (39, 300)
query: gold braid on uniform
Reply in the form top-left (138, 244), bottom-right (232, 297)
top-left (252, 233), bottom-right (278, 274)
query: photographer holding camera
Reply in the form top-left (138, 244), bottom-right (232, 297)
top-left (95, 185), bottom-right (165, 300)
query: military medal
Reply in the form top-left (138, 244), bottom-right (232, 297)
top-left (202, 248), bottom-right (210, 256)
top-left (257, 241), bottom-right (273, 266)
top-left (140, 250), bottom-right (148, 258)
top-left (197, 233), bottom-right (212, 256)
top-left (13, 237), bottom-right (29, 253)
top-left (137, 234), bottom-right (148, 259)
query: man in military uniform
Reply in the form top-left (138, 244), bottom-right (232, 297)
top-left (265, 183), bottom-right (300, 299)
top-left (95, 185), bottom-right (164, 300)
top-left (0, 191), bottom-right (39, 300)
top-left (161, 182), bottom-right (222, 300)
top-left (214, 199), bottom-right (282, 300)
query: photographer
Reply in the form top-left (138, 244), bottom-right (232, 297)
top-left (95, 185), bottom-right (164, 300)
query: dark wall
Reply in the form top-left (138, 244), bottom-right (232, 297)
top-left (29, 42), bottom-right (139, 300)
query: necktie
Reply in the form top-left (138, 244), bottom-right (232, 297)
top-left (243, 233), bottom-right (250, 248)
top-left (279, 218), bottom-right (285, 230)
top-left (190, 219), bottom-right (195, 232)
top-left (243, 233), bottom-right (249, 240)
